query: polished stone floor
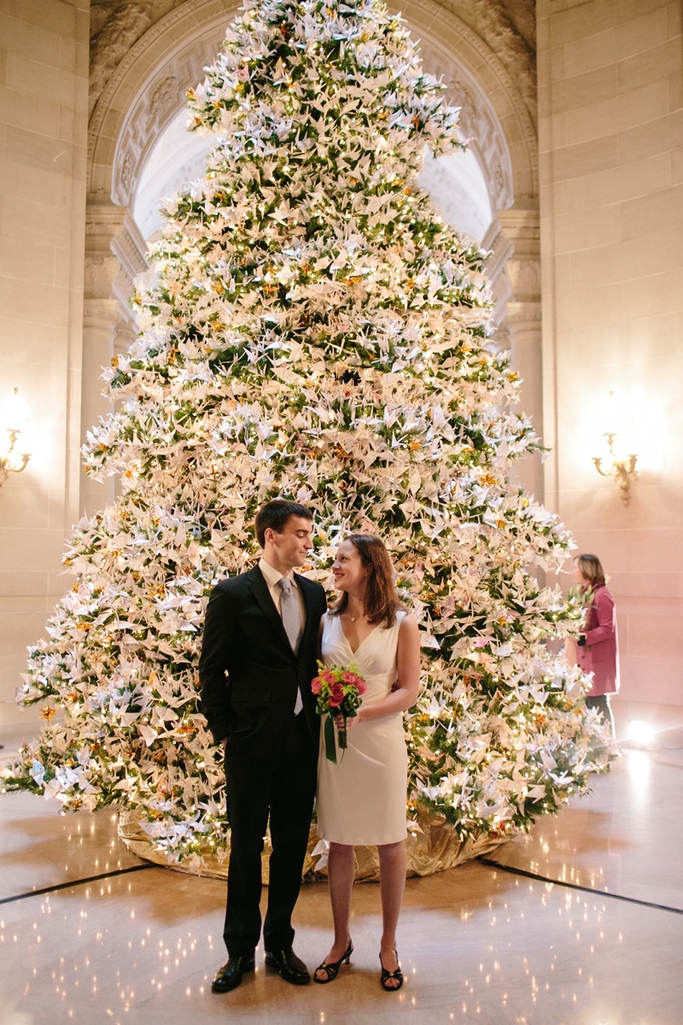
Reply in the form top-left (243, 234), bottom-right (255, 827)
top-left (1, 700), bottom-right (682, 1025)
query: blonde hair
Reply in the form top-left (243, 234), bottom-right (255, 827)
top-left (575, 553), bottom-right (607, 587)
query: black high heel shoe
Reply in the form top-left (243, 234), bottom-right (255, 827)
top-left (313, 941), bottom-right (353, 983)
top-left (379, 949), bottom-right (403, 991)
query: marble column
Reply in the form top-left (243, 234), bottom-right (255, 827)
top-left (82, 199), bottom-right (148, 517)
top-left (484, 205), bottom-right (543, 502)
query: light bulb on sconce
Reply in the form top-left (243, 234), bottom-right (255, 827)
top-left (0, 387), bottom-right (31, 487)
top-left (593, 434), bottom-right (638, 505)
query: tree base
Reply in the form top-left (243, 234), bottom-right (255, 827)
top-left (118, 808), bottom-right (509, 881)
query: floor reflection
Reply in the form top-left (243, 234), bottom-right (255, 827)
top-left (1, 704), bottom-right (682, 1024)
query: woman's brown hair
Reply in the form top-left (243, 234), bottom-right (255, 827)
top-left (330, 534), bottom-right (403, 627)
top-left (575, 553), bottom-right (607, 588)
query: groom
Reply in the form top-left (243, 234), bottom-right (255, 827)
top-left (199, 499), bottom-right (327, 993)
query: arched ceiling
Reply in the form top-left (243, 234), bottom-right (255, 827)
top-left (133, 108), bottom-right (493, 245)
top-left (89, 0), bottom-right (535, 212)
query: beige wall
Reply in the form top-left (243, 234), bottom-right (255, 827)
top-left (538, 0), bottom-right (683, 706)
top-left (0, 0), bottom-right (89, 725)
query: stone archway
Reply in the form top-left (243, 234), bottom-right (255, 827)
top-left (84, 0), bottom-right (541, 510)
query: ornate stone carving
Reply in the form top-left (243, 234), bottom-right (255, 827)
top-left (90, 2), bottom-right (186, 116)
top-left (498, 206), bottom-right (541, 306)
top-left (90, 0), bottom-right (536, 209)
top-left (418, 37), bottom-right (515, 212)
top-left (90, 1), bottom-right (533, 168)
top-left (499, 0), bottom-right (535, 52)
top-left (435, 0), bottom-right (536, 124)
top-left (148, 75), bottom-right (180, 125)
top-left (483, 208), bottom-right (540, 327)
top-left (400, 0), bottom-right (537, 200)
top-left (85, 199), bottom-right (148, 324)
top-left (119, 151), bottom-right (134, 194)
top-left (111, 30), bottom-right (229, 205)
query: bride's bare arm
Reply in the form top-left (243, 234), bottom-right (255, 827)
top-left (346, 615), bottom-right (421, 726)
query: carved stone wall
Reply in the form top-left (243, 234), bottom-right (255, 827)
top-left (89, 0), bottom-right (535, 118)
top-left (110, 27), bottom-right (235, 205)
top-left (89, 2), bottom-right (188, 117)
top-left (417, 35), bottom-right (514, 215)
top-left (399, 0), bottom-right (537, 203)
top-left (436, 0), bottom-right (536, 123)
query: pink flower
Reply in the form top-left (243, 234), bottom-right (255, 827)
top-left (311, 676), bottom-right (322, 695)
top-left (341, 670), bottom-right (367, 694)
top-left (328, 682), bottom-right (345, 708)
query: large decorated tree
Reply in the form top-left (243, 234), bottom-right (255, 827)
top-left (2, 0), bottom-right (613, 870)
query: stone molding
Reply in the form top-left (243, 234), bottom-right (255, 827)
top-left (89, 0), bottom-right (537, 207)
top-left (89, 1), bottom-right (535, 124)
top-left (90, 1), bottom-right (221, 117)
top-left (89, 0), bottom-right (239, 198)
top-left (90, 0), bottom-right (533, 117)
top-left (109, 27), bottom-right (233, 205)
top-left (484, 207), bottom-right (542, 498)
top-left (497, 206), bottom-right (540, 305)
top-left (434, 0), bottom-right (536, 124)
top-left (482, 216), bottom-right (515, 330)
top-left (398, 0), bottom-right (537, 201)
top-left (85, 199), bottom-right (149, 320)
top-left (416, 33), bottom-right (514, 213)
top-left (482, 209), bottom-right (540, 338)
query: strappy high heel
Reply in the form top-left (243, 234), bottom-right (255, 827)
top-left (379, 949), bottom-right (403, 991)
top-left (313, 941), bottom-right (353, 983)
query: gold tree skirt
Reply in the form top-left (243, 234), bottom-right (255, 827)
top-left (118, 809), bottom-right (507, 882)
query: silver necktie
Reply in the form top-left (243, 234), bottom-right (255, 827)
top-left (278, 577), bottom-right (303, 715)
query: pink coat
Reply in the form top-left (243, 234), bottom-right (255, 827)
top-left (576, 584), bottom-right (620, 696)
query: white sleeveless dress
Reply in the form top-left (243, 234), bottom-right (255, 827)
top-left (316, 610), bottom-right (408, 846)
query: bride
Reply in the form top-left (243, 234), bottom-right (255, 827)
top-left (314, 534), bottom-right (421, 991)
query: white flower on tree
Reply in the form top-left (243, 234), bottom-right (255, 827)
top-left (2, 0), bottom-right (614, 865)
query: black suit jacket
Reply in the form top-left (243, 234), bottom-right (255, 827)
top-left (199, 566), bottom-right (327, 757)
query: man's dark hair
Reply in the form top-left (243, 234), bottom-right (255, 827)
top-left (255, 500), bottom-right (313, 548)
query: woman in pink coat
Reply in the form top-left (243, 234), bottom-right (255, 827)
top-left (572, 554), bottom-right (619, 735)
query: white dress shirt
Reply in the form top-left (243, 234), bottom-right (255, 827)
top-left (258, 558), bottom-right (306, 629)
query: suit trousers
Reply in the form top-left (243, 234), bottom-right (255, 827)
top-left (223, 711), bottom-right (317, 957)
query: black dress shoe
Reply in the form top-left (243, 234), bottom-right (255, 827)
top-left (265, 947), bottom-right (310, 985)
top-left (211, 954), bottom-right (255, 993)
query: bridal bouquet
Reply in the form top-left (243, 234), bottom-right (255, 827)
top-left (311, 662), bottom-right (368, 764)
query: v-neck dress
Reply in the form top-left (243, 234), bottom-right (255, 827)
top-left (316, 610), bottom-right (408, 846)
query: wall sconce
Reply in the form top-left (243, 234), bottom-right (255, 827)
top-left (0, 387), bottom-right (31, 487)
top-left (593, 432), bottom-right (638, 506)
